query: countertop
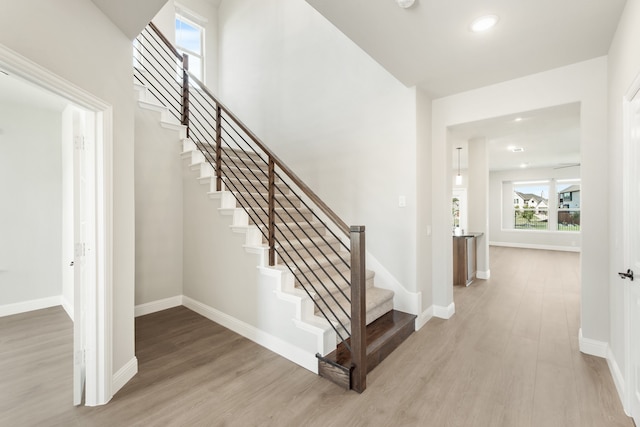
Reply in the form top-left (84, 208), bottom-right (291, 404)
top-left (452, 232), bottom-right (484, 238)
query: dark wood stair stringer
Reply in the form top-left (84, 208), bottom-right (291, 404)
top-left (317, 310), bottom-right (416, 391)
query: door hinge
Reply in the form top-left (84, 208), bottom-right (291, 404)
top-left (74, 135), bottom-right (85, 150)
top-left (74, 243), bottom-right (86, 257)
top-left (74, 349), bottom-right (85, 365)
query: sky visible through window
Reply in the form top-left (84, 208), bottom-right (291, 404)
top-left (515, 184), bottom-right (548, 198)
top-left (176, 18), bottom-right (201, 54)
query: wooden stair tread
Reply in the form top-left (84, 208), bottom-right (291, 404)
top-left (317, 310), bottom-right (416, 389)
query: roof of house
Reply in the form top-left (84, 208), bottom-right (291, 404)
top-left (559, 185), bottom-right (580, 193)
top-left (515, 192), bottom-right (548, 205)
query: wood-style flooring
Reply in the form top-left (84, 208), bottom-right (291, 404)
top-left (0, 247), bottom-right (632, 426)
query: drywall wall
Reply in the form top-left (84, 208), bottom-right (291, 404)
top-left (134, 108), bottom-right (184, 305)
top-left (217, 0), bottom-right (418, 293)
top-left (432, 57), bottom-right (608, 343)
top-left (467, 138), bottom-right (490, 277)
top-left (0, 102), bottom-right (62, 307)
top-left (607, 0), bottom-right (640, 391)
top-left (181, 165), bottom-right (320, 366)
top-left (0, 0), bottom-right (137, 381)
top-left (489, 166), bottom-right (582, 251)
top-left (416, 87), bottom-right (433, 313)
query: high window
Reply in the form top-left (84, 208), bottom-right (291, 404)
top-left (175, 14), bottom-right (204, 82)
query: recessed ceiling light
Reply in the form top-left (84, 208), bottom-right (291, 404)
top-left (520, 163), bottom-right (529, 168)
top-left (471, 15), bottom-right (499, 33)
top-left (396, 0), bottom-right (415, 9)
top-left (514, 117), bottom-right (523, 122)
top-left (511, 147), bottom-right (524, 153)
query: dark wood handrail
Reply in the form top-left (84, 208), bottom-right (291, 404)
top-left (187, 72), bottom-right (350, 237)
top-left (149, 21), bottom-right (183, 60)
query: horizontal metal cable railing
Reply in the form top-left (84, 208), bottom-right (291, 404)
top-left (134, 22), bottom-right (368, 392)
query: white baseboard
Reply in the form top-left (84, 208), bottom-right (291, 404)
top-left (415, 306), bottom-right (433, 330)
top-left (606, 346), bottom-right (628, 415)
top-left (112, 357), bottom-right (138, 396)
top-left (61, 297), bottom-right (74, 321)
top-left (578, 328), bottom-right (608, 358)
top-left (490, 241), bottom-right (580, 253)
top-left (433, 302), bottom-right (455, 319)
top-left (135, 295), bottom-right (183, 317)
top-left (0, 295), bottom-right (62, 317)
top-left (477, 270), bottom-right (491, 280)
top-left (182, 296), bottom-right (317, 372)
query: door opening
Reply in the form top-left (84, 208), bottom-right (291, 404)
top-left (0, 44), bottom-right (113, 406)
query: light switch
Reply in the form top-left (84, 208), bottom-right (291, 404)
top-left (398, 195), bottom-right (406, 207)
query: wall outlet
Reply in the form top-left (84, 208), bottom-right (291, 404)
top-left (399, 195), bottom-right (406, 207)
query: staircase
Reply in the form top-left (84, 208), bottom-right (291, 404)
top-left (133, 22), bottom-right (416, 392)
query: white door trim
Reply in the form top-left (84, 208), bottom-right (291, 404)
top-left (0, 44), bottom-right (113, 405)
top-left (621, 71), bottom-right (640, 417)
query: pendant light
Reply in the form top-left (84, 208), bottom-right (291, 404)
top-left (456, 147), bottom-right (462, 185)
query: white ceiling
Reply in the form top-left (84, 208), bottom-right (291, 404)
top-left (90, 0), bottom-right (169, 39)
top-left (0, 71), bottom-right (69, 112)
top-left (305, 0), bottom-right (616, 172)
top-left (449, 103), bottom-right (580, 171)
top-left (305, 0), bottom-right (626, 99)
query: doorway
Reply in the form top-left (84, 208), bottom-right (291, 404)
top-left (0, 45), bottom-right (113, 405)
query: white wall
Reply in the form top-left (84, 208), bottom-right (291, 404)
top-left (489, 166), bottom-right (582, 251)
top-left (432, 57), bottom-right (609, 343)
top-left (0, 0), bottom-right (137, 381)
top-left (467, 138), bottom-right (490, 276)
top-left (607, 0), bottom-right (640, 390)
top-left (0, 103), bottom-right (62, 306)
top-left (416, 88), bottom-right (433, 312)
top-left (134, 108), bottom-right (184, 305)
top-left (218, 0), bottom-right (418, 294)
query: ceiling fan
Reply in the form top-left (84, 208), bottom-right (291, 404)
top-left (554, 162), bottom-right (581, 169)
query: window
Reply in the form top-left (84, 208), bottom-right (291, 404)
top-left (557, 180), bottom-right (580, 231)
top-left (175, 14), bottom-right (204, 82)
top-left (502, 178), bottom-right (580, 232)
top-left (512, 182), bottom-right (549, 230)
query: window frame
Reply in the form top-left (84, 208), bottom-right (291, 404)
top-left (175, 12), bottom-right (205, 83)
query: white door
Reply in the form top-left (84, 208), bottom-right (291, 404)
top-left (624, 84), bottom-right (640, 422)
top-left (72, 108), bottom-right (96, 406)
top-left (72, 108), bottom-right (86, 406)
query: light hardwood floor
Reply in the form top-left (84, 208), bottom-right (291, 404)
top-left (0, 247), bottom-right (633, 426)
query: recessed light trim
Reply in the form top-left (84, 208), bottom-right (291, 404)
top-left (396, 0), bottom-right (415, 9)
top-left (471, 14), bottom-right (499, 33)
top-left (511, 147), bottom-right (524, 153)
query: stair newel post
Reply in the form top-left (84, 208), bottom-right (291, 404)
top-left (181, 53), bottom-right (189, 138)
top-left (268, 158), bottom-right (276, 266)
top-left (215, 104), bottom-right (222, 192)
top-left (350, 225), bottom-right (367, 393)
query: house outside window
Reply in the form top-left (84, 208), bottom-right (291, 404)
top-left (557, 181), bottom-right (580, 231)
top-left (513, 183), bottom-right (549, 230)
top-left (175, 13), bottom-right (204, 82)
top-left (503, 179), bottom-right (580, 232)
